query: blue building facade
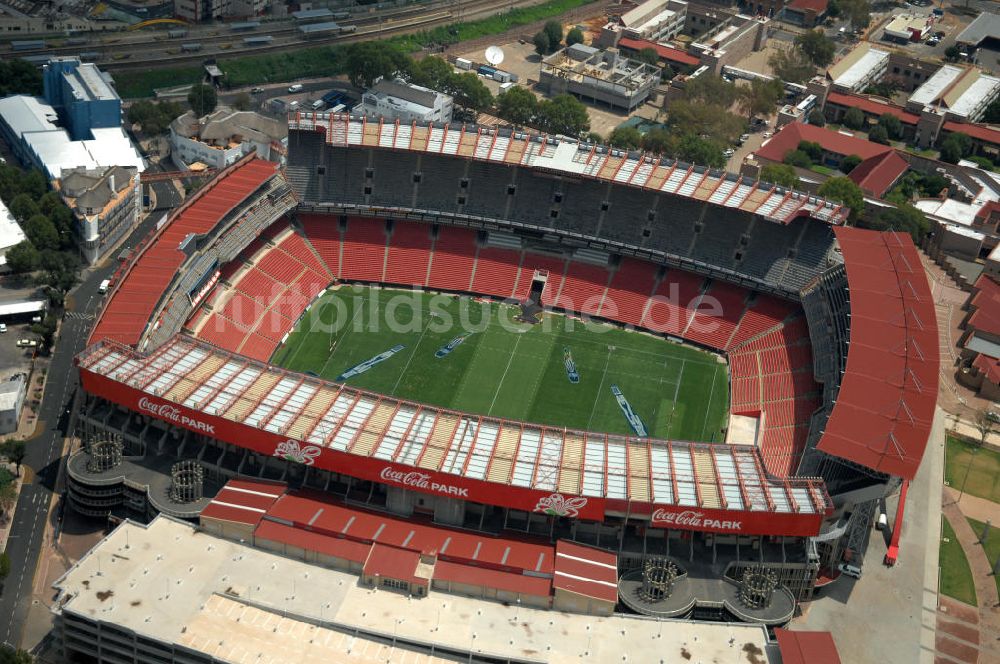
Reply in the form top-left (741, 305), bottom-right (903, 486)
top-left (43, 58), bottom-right (121, 141)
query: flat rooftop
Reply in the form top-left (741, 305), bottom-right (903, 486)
top-left (956, 11), bottom-right (1000, 46)
top-left (53, 517), bottom-right (774, 663)
top-left (828, 43), bottom-right (889, 90)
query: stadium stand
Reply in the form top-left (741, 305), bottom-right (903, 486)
top-left (384, 221), bottom-right (433, 287)
top-left (341, 217), bottom-right (388, 283)
top-left (472, 246), bottom-right (522, 300)
top-left (427, 226), bottom-right (478, 293)
top-left (299, 214), bottom-right (342, 275)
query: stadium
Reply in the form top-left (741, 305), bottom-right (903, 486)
top-left (67, 114), bottom-right (938, 626)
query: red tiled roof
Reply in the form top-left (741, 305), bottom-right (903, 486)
top-left (254, 520), bottom-right (372, 563)
top-left (200, 479), bottom-right (287, 527)
top-left (775, 629), bottom-right (842, 664)
top-left (973, 353), bottom-right (1000, 385)
top-left (787, 0), bottom-right (829, 13)
top-left (826, 92), bottom-right (919, 125)
top-left (848, 150), bottom-right (909, 197)
top-left (944, 121), bottom-right (1000, 146)
top-left (364, 543), bottom-right (428, 587)
top-left (968, 274), bottom-right (1000, 338)
top-left (264, 490), bottom-right (555, 575)
top-left (755, 123), bottom-right (892, 164)
top-left (819, 228), bottom-right (938, 479)
top-left (90, 156), bottom-right (277, 346)
top-left (617, 37), bottom-right (700, 67)
top-left (434, 560), bottom-right (553, 598)
top-left (552, 540), bottom-right (619, 604)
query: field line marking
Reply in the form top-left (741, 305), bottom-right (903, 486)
top-left (318, 295), bottom-right (366, 378)
top-left (585, 347), bottom-right (614, 430)
top-left (390, 314), bottom-right (433, 396)
top-left (664, 358), bottom-right (686, 437)
top-left (285, 291), bottom-right (333, 368)
top-left (700, 365), bottom-right (719, 442)
top-left (487, 333), bottom-right (523, 416)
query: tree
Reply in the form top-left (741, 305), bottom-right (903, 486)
top-left (0, 59), bottom-right (42, 98)
top-left (635, 47), bottom-right (660, 67)
top-left (768, 47), bottom-right (816, 84)
top-left (866, 204), bottom-right (928, 243)
top-left (0, 644), bottom-right (32, 664)
top-left (30, 314), bottom-right (57, 349)
top-left (0, 551), bottom-right (9, 580)
top-left (868, 124), bottom-right (890, 145)
top-left (408, 56), bottom-right (453, 91)
top-left (640, 128), bottom-right (673, 155)
top-left (818, 176), bottom-right (865, 222)
top-left (808, 109), bottom-right (826, 127)
top-left (739, 78), bottom-right (783, 123)
top-left (761, 163), bottom-right (800, 188)
top-left (536, 94), bottom-right (590, 137)
top-left (795, 29), bottom-right (836, 67)
top-left (945, 45), bottom-right (962, 62)
top-left (0, 482), bottom-right (14, 522)
top-left (973, 410), bottom-right (995, 447)
top-left (496, 86), bottom-right (538, 126)
top-left (878, 113), bottom-right (903, 140)
top-left (840, 154), bottom-right (863, 174)
top-left (543, 20), bottom-right (563, 49)
top-left (446, 72), bottom-right (493, 113)
top-left (841, 0), bottom-right (870, 31)
top-left (939, 132), bottom-right (972, 164)
top-left (8, 193), bottom-right (38, 222)
top-left (0, 440), bottom-right (25, 477)
top-left (344, 41), bottom-right (408, 88)
top-left (607, 126), bottom-right (643, 149)
top-left (565, 27), bottom-right (585, 47)
top-left (842, 107), bottom-right (865, 130)
top-left (4, 241), bottom-right (38, 274)
top-left (232, 91), bottom-right (252, 111)
top-left (798, 140), bottom-right (823, 163)
top-left (533, 31), bottom-right (551, 56)
top-left (985, 98), bottom-right (1000, 124)
top-left (666, 99), bottom-right (745, 145)
top-left (187, 84), bottom-right (217, 118)
top-left (675, 133), bottom-right (725, 168)
top-left (24, 215), bottom-right (59, 251)
top-left (685, 75), bottom-right (739, 108)
top-left (784, 149), bottom-right (813, 168)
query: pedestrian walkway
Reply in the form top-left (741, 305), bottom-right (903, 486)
top-left (940, 495), bottom-right (1000, 664)
top-left (944, 487), bottom-right (1000, 526)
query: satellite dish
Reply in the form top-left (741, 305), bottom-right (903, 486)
top-left (485, 45), bottom-right (505, 66)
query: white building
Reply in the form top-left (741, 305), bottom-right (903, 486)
top-left (57, 166), bottom-right (141, 265)
top-left (827, 43), bottom-right (890, 93)
top-left (0, 200), bottom-right (26, 269)
top-left (0, 374), bottom-right (26, 434)
top-left (354, 79), bottom-right (453, 124)
top-left (906, 65), bottom-right (1000, 123)
top-left (170, 107), bottom-right (287, 171)
top-left (0, 95), bottom-right (144, 180)
top-left (597, 0), bottom-right (688, 46)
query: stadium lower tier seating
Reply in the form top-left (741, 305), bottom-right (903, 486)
top-left (188, 216), bottom-right (819, 478)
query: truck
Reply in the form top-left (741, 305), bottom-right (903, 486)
top-left (288, 83), bottom-right (304, 93)
top-left (477, 65), bottom-right (496, 77)
top-left (455, 58), bottom-right (472, 70)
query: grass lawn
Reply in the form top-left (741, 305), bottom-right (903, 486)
top-left (944, 434), bottom-right (1000, 504)
top-left (271, 286), bottom-right (730, 441)
top-left (940, 516), bottom-right (978, 606)
top-left (967, 518), bottom-right (1000, 599)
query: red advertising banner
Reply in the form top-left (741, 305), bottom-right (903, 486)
top-left (80, 370), bottom-right (608, 521)
top-left (646, 505), bottom-right (823, 537)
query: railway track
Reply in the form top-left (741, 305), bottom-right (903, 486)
top-left (6, 0), bottom-right (566, 70)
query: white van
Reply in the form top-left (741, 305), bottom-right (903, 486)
top-left (311, 99), bottom-right (325, 110)
top-left (99, 279), bottom-right (110, 294)
top-left (288, 83), bottom-right (304, 93)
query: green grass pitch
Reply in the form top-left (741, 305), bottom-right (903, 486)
top-left (271, 286), bottom-right (730, 442)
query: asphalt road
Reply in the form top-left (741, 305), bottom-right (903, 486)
top-left (0, 195), bottom-right (173, 651)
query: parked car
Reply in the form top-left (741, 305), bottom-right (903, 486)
top-left (16, 338), bottom-right (37, 348)
top-left (0, 323), bottom-right (6, 333)
top-left (723, 148), bottom-right (735, 157)
top-left (251, 86), bottom-right (264, 93)
top-left (927, 36), bottom-right (940, 46)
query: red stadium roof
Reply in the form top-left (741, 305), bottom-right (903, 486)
top-left (617, 37), bottom-right (700, 66)
top-left (819, 228), bottom-right (938, 479)
top-left (775, 629), bottom-right (841, 664)
top-left (200, 479), bottom-right (287, 527)
top-left (434, 559), bottom-right (553, 598)
top-left (973, 353), bottom-right (1000, 385)
top-left (553, 540), bottom-right (619, 603)
top-left (826, 92), bottom-right (919, 125)
top-left (90, 155), bottom-right (277, 346)
top-left (254, 519), bottom-right (372, 563)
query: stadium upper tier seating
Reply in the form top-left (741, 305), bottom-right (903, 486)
top-left (185, 215), bottom-right (818, 477)
top-left (284, 134), bottom-right (838, 296)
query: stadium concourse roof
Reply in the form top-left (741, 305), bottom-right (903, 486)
top-left (289, 113), bottom-right (849, 225)
top-left (818, 228), bottom-right (938, 479)
top-left (77, 334), bottom-right (832, 536)
top-left (89, 154), bottom-right (277, 347)
top-left (774, 629), bottom-right (841, 664)
top-left (197, 478), bottom-right (285, 527)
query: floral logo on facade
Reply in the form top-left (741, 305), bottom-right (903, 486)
top-left (273, 440), bottom-right (321, 466)
top-left (533, 493), bottom-right (588, 518)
